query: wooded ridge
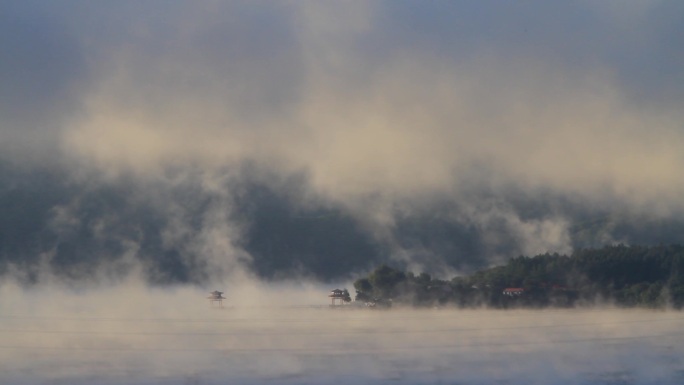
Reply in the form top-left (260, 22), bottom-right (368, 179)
top-left (353, 244), bottom-right (684, 309)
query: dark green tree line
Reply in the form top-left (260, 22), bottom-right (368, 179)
top-left (353, 244), bottom-right (684, 309)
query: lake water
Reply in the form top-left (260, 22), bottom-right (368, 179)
top-left (1, 301), bottom-right (683, 384)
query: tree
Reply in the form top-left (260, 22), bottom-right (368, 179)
top-left (353, 278), bottom-right (373, 301)
top-left (368, 264), bottom-right (406, 299)
top-left (350, 245), bottom-right (684, 309)
top-left (342, 288), bottom-right (351, 302)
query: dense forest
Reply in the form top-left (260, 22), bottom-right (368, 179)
top-left (353, 244), bottom-right (684, 309)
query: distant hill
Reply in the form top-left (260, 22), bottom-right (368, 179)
top-left (4, 160), bottom-right (684, 285)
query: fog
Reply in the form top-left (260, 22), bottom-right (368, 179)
top-left (3, 2), bottom-right (684, 382)
top-left (1, 279), bottom-right (683, 385)
top-left (2, 1), bottom-right (684, 280)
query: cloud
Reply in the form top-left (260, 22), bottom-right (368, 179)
top-left (2, 1), bottom-right (684, 279)
top-left (56, 2), bottom-right (684, 210)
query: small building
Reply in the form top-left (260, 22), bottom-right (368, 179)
top-left (503, 288), bottom-right (525, 296)
top-left (328, 288), bottom-right (351, 306)
top-left (207, 290), bottom-right (226, 308)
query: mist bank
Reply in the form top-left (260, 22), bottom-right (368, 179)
top-left (3, 2), bottom-right (684, 287)
top-left (353, 244), bottom-right (684, 309)
top-left (1, 259), bottom-right (682, 383)
top-left (3, 162), bottom-right (684, 286)
top-left (1, 280), bottom-right (683, 385)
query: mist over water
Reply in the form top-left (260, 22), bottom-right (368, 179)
top-left (1, 281), bottom-right (683, 385)
top-left (3, 2), bottom-right (684, 383)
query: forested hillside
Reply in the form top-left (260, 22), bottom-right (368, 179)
top-left (4, 161), bottom-right (684, 285)
top-left (353, 245), bottom-right (684, 309)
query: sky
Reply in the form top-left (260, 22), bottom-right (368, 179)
top-left (1, 1), bottom-right (684, 284)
